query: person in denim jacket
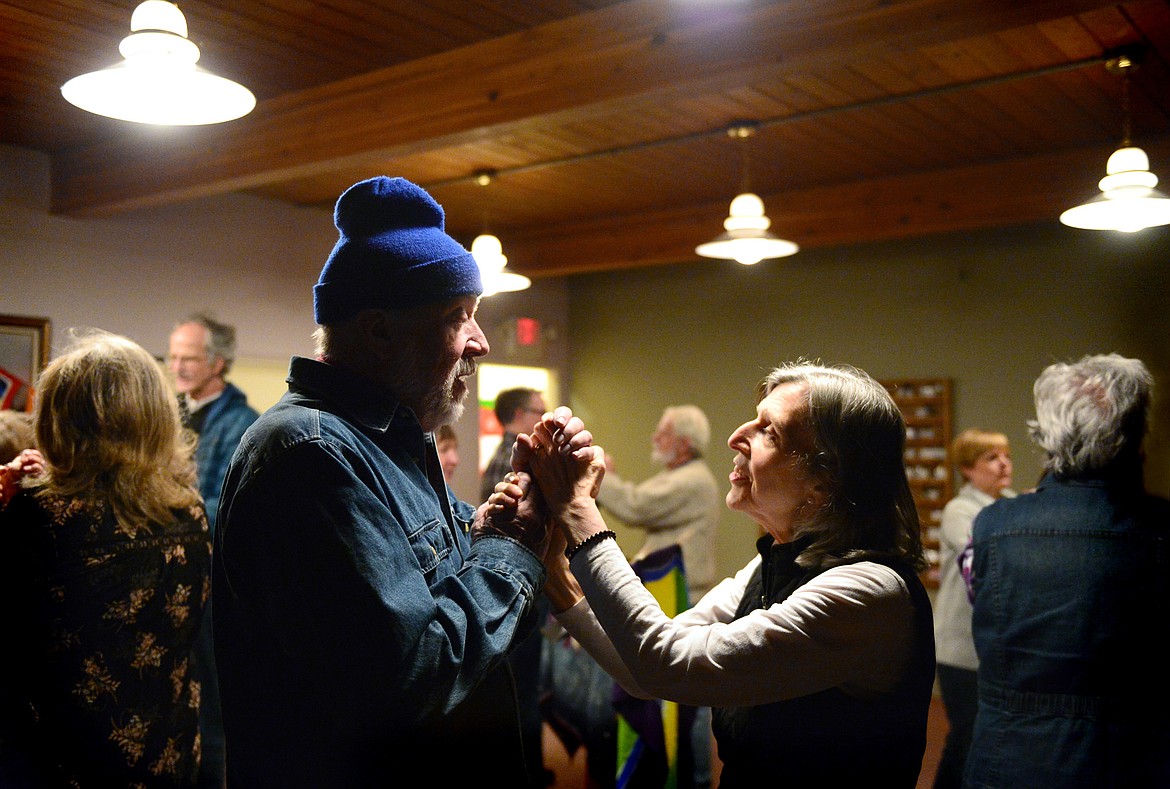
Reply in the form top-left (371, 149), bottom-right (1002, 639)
top-left (966, 354), bottom-right (1170, 788)
top-left (212, 177), bottom-right (555, 788)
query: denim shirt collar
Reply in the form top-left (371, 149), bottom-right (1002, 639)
top-left (286, 355), bottom-right (418, 438)
top-left (284, 355), bottom-right (470, 534)
top-left (1037, 465), bottom-right (1145, 495)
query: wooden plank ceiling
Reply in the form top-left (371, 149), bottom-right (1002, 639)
top-left (2, 0), bottom-right (1169, 278)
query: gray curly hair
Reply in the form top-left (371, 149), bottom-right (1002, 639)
top-left (1028, 353), bottom-right (1152, 478)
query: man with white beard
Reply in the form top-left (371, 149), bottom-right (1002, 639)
top-left (212, 177), bottom-right (557, 788)
top-left (596, 404), bottom-right (722, 788)
top-left (598, 405), bottom-right (721, 600)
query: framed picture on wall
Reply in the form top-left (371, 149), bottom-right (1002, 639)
top-left (0, 315), bottom-right (51, 412)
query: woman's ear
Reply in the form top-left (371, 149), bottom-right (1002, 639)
top-left (807, 477), bottom-right (829, 514)
top-left (797, 470), bottom-right (830, 520)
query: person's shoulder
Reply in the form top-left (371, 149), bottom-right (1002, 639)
top-left (682, 458), bottom-right (718, 476)
top-left (942, 491), bottom-right (981, 516)
top-left (487, 435), bottom-right (514, 464)
top-left (815, 561), bottom-right (910, 599)
top-left (794, 562), bottom-right (917, 625)
top-left (971, 493), bottom-right (1011, 524)
top-left (676, 458), bottom-right (719, 485)
top-left (235, 397), bottom-right (334, 463)
top-left (971, 487), bottom-right (1048, 539)
top-left (223, 382), bottom-right (261, 418)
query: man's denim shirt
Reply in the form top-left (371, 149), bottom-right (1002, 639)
top-left (212, 356), bottom-right (545, 785)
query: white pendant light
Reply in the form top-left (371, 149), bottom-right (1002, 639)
top-left (1059, 146), bottom-right (1170, 232)
top-left (1060, 51), bottom-right (1170, 233)
top-left (695, 192), bottom-right (799, 264)
top-left (61, 1), bottom-right (255, 126)
top-left (696, 123), bottom-right (798, 264)
top-left (472, 233), bottom-right (531, 296)
top-left (470, 171), bottom-right (531, 297)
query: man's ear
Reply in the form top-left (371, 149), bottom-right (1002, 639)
top-left (354, 310), bottom-right (396, 359)
top-left (211, 355), bottom-right (227, 378)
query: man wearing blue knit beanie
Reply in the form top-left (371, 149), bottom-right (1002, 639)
top-left (212, 177), bottom-right (554, 787)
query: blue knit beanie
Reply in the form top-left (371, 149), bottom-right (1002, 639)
top-left (313, 176), bottom-right (482, 324)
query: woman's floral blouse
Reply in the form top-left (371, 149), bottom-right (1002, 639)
top-left (1, 492), bottom-right (211, 787)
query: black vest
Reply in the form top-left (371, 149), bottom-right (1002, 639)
top-left (711, 535), bottom-right (935, 787)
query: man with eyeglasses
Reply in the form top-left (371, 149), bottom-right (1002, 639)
top-left (480, 385), bottom-right (552, 785)
top-left (481, 388), bottom-right (547, 502)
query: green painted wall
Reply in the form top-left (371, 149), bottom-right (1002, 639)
top-left (566, 222), bottom-right (1170, 582)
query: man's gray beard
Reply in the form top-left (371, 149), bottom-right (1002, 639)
top-left (412, 365), bottom-right (466, 431)
top-left (383, 346), bottom-right (466, 431)
top-left (424, 381), bottom-right (465, 429)
top-left (651, 446), bottom-right (670, 467)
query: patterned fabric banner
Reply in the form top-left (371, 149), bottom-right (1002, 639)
top-left (614, 545), bottom-right (695, 789)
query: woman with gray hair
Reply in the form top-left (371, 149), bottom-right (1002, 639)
top-left (1029, 352), bottom-right (1152, 477)
top-left (491, 361), bottom-right (935, 785)
top-left (964, 353), bottom-right (1170, 788)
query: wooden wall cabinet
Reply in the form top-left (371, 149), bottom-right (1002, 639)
top-left (881, 378), bottom-right (953, 588)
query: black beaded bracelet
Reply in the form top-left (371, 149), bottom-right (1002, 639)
top-left (564, 529), bottom-right (617, 560)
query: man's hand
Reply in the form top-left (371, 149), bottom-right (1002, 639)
top-left (472, 470), bottom-right (552, 557)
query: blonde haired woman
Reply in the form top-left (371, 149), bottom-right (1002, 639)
top-left (932, 428), bottom-right (1014, 788)
top-left (0, 330), bottom-right (210, 787)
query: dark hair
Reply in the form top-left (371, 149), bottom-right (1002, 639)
top-left (437, 424), bottom-right (458, 445)
top-left (762, 361), bottom-right (925, 572)
top-left (494, 387), bottom-right (539, 425)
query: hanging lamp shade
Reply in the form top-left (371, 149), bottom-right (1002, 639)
top-left (1059, 146), bottom-right (1170, 232)
top-left (472, 233), bottom-right (531, 297)
top-left (61, 1), bottom-right (255, 126)
top-left (695, 192), bottom-right (799, 265)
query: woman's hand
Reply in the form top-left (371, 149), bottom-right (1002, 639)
top-left (525, 409), bottom-right (605, 513)
top-left (0, 448), bottom-right (44, 508)
top-left (514, 406), bottom-right (599, 467)
top-left (514, 408), bottom-right (612, 556)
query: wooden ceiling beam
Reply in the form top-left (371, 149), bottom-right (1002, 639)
top-left (50, 0), bottom-right (1121, 216)
top-left (503, 135), bottom-right (1170, 277)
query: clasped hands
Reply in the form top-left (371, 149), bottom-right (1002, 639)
top-left (471, 406), bottom-right (605, 561)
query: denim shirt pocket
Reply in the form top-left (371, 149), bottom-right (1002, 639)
top-left (407, 517), bottom-right (453, 575)
top-left (451, 499), bottom-right (476, 537)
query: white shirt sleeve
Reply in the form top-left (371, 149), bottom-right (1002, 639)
top-left (557, 538), bottom-right (917, 708)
